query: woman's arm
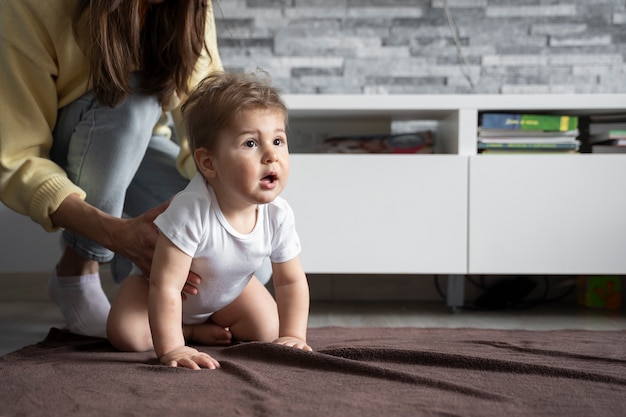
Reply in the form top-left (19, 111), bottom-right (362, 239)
top-left (50, 194), bottom-right (167, 275)
top-left (271, 256), bottom-right (312, 351)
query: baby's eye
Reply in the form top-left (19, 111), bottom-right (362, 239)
top-left (245, 140), bottom-right (257, 148)
top-left (273, 138), bottom-right (285, 146)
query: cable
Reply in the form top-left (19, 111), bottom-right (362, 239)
top-left (440, 0), bottom-right (477, 93)
top-left (433, 274), bottom-right (446, 299)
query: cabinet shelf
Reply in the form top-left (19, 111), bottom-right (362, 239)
top-left (285, 94), bottom-right (626, 156)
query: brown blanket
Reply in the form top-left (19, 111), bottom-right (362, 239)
top-left (1, 327), bottom-right (625, 417)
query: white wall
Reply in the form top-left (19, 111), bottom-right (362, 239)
top-left (0, 204), bottom-right (61, 272)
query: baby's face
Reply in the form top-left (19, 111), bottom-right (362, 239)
top-left (207, 108), bottom-right (289, 207)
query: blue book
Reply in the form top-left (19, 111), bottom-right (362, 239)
top-left (480, 113), bottom-right (578, 131)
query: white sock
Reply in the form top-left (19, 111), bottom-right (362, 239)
top-left (48, 270), bottom-right (111, 338)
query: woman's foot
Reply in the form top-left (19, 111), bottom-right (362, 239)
top-left (48, 269), bottom-right (110, 337)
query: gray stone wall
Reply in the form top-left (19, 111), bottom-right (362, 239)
top-left (214, 0), bottom-right (626, 94)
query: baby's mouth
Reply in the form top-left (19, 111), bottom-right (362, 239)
top-left (261, 174), bottom-right (277, 184)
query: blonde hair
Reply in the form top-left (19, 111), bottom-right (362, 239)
top-left (182, 71), bottom-right (288, 153)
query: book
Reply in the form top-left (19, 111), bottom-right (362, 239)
top-left (588, 113), bottom-right (626, 123)
top-left (480, 113), bottom-right (578, 132)
top-left (477, 129), bottom-right (579, 139)
top-left (589, 122), bottom-right (626, 135)
top-left (479, 137), bottom-right (579, 144)
top-left (592, 145), bottom-right (626, 153)
top-left (480, 149), bottom-right (578, 154)
top-left (587, 129), bottom-right (626, 145)
top-left (478, 141), bottom-right (579, 151)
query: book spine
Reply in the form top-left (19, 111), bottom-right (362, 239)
top-left (478, 142), bottom-right (579, 150)
top-left (480, 113), bottom-right (578, 131)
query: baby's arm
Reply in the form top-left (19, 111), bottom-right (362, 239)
top-left (149, 233), bottom-right (220, 370)
top-left (271, 256), bottom-right (312, 351)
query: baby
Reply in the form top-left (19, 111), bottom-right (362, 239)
top-left (107, 71), bottom-right (311, 369)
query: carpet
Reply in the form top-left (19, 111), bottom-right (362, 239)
top-left (1, 327), bottom-right (625, 416)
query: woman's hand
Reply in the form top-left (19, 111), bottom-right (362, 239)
top-left (159, 346), bottom-right (220, 370)
top-left (110, 202), bottom-right (202, 297)
top-left (111, 201), bottom-right (169, 276)
top-left (273, 336), bottom-right (313, 352)
top-left (181, 271), bottom-right (201, 300)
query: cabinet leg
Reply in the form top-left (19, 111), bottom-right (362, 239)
top-left (446, 274), bottom-right (465, 312)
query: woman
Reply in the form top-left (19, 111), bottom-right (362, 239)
top-left (0, 0), bottom-right (226, 337)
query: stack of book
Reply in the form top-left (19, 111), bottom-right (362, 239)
top-left (587, 113), bottom-right (626, 154)
top-left (477, 113), bottom-right (580, 154)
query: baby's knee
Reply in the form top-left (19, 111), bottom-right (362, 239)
top-left (107, 320), bottom-right (153, 352)
top-left (256, 312), bottom-right (280, 342)
top-left (108, 330), bottom-right (153, 352)
top-left (230, 311), bottom-right (279, 343)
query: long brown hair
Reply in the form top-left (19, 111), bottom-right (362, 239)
top-left (73, 0), bottom-right (210, 107)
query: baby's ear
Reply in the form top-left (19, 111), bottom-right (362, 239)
top-left (194, 148), bottom-right (217, 179)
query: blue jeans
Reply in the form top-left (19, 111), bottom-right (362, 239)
top-left (50, 86), bottom-right (188, 281)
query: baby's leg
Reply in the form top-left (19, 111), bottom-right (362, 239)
top-left (209, 276), bottom-right (279, 343)
top-left (106, 274), bottom-right (153, 352)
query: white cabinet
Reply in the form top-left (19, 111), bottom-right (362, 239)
top-left (282, 155), bottom-right (468, 274)
top-left (468, 155), bottom-right (626, 274)
top-left (4, 94), bottom-right (625, 280)
top-left (283, 93), bottom-right (626, 276)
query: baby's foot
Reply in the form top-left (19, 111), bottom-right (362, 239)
top-left (184, 322), bottom-right (232, 346)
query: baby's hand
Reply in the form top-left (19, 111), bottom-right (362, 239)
top-left (273, 336), bottom-right (313, 352)
top-left (159, 346), bottom-right (220, 370)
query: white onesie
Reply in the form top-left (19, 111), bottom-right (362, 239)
top-left (153, 173), bottom-right (301, 324)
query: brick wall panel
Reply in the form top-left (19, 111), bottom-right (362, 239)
top-left (215, 0), bottom-right (626, 93)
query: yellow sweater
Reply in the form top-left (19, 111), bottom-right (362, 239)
top-left (0, 0), bottom-right (223, 231)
